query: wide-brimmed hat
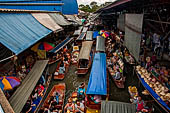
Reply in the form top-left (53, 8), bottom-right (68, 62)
top-left (160, 91), bottom-right (166, 96)
top-left (131, 86), bottom-right (137, 93)
top-left (156, 81), bottom-right (159, 85)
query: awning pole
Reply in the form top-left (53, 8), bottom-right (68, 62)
top-left (0, 55), bottom-right (15, 63)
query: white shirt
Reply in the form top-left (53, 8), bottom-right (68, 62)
top-left (75, 103), bottom-right (84, 113)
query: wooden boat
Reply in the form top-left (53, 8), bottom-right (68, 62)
top-left (40, 83), bottom-right (66, 113)
top-left (64, 85), bottom-right (86, 113)
top-left (85, 77), bottom-right (109, 111)
top-left (77, 58), bottom-right (92, 75)
top-left (33, 75), bottom-right (52, 113)
top-left (77, 41), bottom-right (93, 75)
top-left (48, 56), bottom-right (62, 65)
top-left (54, 53), bottom-right (71, 80)
top-left (85, 53), bottom-right (109, 112)
top-left (107, 59), bottom-right (126, 89)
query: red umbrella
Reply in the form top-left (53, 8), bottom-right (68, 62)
top-left (31, 42), bottom-right (55, 52)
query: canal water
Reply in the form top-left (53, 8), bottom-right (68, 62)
top-left (44, 61), bottom-right (138, 106)
top-left (38, 58), bottom-right (163, 113)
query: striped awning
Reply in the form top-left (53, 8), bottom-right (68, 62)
top-left (48, 13), bottom-right (71, 26)
top-left (9, 60), bottom-right (48, 113)
top-left (101, 101), bottom-right (136, 113)
top-left (32, 13), bottom-right (63, 32)
top-left (0, 13), bottom-right (52, 55)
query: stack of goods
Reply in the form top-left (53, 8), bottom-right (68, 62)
top-left (136, 65), bottom-right (170, 102)
top-left (128, 86), bottom-right (138, 102)
top-left (71, 51), bottom-right (79, 64)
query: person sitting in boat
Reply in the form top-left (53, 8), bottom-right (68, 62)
top-left (74, 100), bottom-right (84, 113)
top-left (63, 54), bottom-right (69, 64)
top-left (54, 92), bottom-right (60, 104)
top-left (64, 98), bottom-right (75, 113)
top-left (114, 69), bottom-right (121, 80)
top-left (133, 96), bottom-right (147, 112)
top-left (77, 82), bottom-right (85, 100)
top-left (35, 84), bottom-right (44, 97)
top-left (90, 95), bottom-right (102, 104)
top-left (59, 62), bottom-right (65, 74)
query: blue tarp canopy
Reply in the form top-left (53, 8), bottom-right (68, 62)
top-left (0, 0), bottom-right (78, 15)
top-left (0, 13), bottom-right (52, 55)
top-left (62, 0), bottom-right (78, 14)
top-left (50, 36), bottom-right (73, 53)
top-left (137, 73), bottom-right (170, 112)
top-left (86, 53), bottom-right (107, 95)
top-left (93, 31), bottom-right (99, 39)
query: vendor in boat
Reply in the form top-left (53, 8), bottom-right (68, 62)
top-left (59, 61), bottom-right (65, 74)
top-left (114, 69), bottom-right (121, 80)
top-left (90, 95), bottom-right (102, 104)
top-left (77, 82), bottom-right (85, 100)
top-left (133, 96), bottom-right (148, 112)
top-left (64, 98), bottom-right (75, 113)
top-left (74, 100), bottom-right (84, 113)
top-left (35, 84), bottom-right (44, 97)
top-left (63, 54), bottom-right (69, 64)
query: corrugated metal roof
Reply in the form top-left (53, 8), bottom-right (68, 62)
top-left (65, 15), bottom-right (81, 25)
top-left (0, 1), bottom-right (63, 12)
top-left (82, 27), bottom-right (88, 33)
top-left (78, 41), bottom-right (93, 60)
top-left (101, 101), bottom-right (136, 113)
top-left (50, 36), bottom-right (73, 53)
top-left (96, 36), bottom-right (105, 52)
top-left (85, 31), bottom-right (93, 40)
top-left (48, 13), bottom-right (71, 26)
top-left (32, 13), bottom-right (63, 32)
top-left (0, 0), bottom-right (78, 14)
top-left (9, 60), bottom-right (48, 113)
top-left (0, 13), bottom-right (52, 55)
top-left (76, 32), bottom-right (86, 41)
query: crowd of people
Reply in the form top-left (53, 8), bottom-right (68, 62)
top-left (64, 83), bottom-right (86, 113)
top-left (22, 75), bottom-right (46, 113)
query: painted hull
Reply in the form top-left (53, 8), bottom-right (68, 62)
top-left (40, 83), bottom-right (66, 112)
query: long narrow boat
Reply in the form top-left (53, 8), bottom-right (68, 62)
top-left (48, 56), bottom-right (62, 65)
top-left (136, 71), bottom-right (170, 112)
top-left (107, 58), bottom-right (125, 89)
top-left (54, 53), bottom-right (71, 80)
top-left (85, 53), bottom-right (109, 112)
top-left (108, 67), bottom-right (125, 88)
top-left (40, 83), bottom-right (66, 112)
top-left (77, 41), bottom-right (93, 75)
top-left (33, 75), bottom-right (52, 113)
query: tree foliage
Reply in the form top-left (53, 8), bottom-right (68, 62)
top-left (90, 1), bottom-right (97, 7)
top-left (79, 1), bottom-right (112, 13)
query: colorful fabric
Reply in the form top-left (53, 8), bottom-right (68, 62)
top-left (0, 76), bottom-right (20, 90)
top-left (31, 42), bottom-right (55, 52)
top-left (37, 50), bottom-right (46, 59)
